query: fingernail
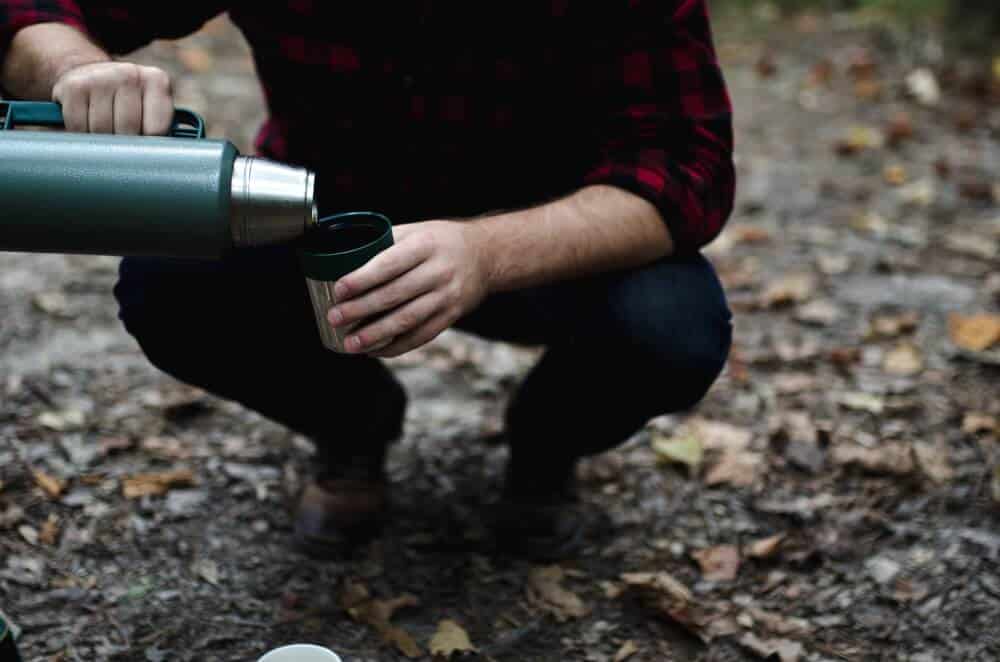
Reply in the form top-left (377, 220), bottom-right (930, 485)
top-left (346, 335), bottom-right (362, 352)
top-left (328, 307), bottom-right (343, 326)
top-left (334, 282), bottom-right (348, 299)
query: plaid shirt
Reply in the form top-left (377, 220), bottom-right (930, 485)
top-left (0, 1), bottom-right (734, 252)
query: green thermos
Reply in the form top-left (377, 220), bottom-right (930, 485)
top-left (0, 101), bottom-right (317, 258)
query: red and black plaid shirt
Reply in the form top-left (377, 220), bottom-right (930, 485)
top-left (1, 1), bottom-right (734, 253)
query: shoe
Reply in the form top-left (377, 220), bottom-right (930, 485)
top-left (293, 454), bottom-right (386, 559)
top-left (488, 458), bottom-right (588, 561)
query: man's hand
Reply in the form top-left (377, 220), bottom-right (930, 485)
top-left (52, 61), bottom-right (174, 135)
top-left (327, 221), bottom-right (492, 358)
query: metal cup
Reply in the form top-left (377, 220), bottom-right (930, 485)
top-left (298, 211), bottom-right (394, 352)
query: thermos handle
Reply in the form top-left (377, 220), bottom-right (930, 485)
top-left (0, 101), bottom-right (206, 138)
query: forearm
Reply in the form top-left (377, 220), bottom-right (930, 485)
top-left (469, 185), bottom-right (674, 294)
top-left (2, 23), bottom-right (109, 99)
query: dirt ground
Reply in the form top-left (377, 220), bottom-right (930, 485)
top-left (2, 7), bottom-right (999, 662)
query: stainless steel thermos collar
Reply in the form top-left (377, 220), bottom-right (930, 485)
top-left (230, 155), bottom-right (318, 248)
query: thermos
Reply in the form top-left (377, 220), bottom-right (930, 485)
top-left (0, 101), bottom-right (317, 258)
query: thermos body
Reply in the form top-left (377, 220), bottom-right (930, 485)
top-left (0, 101), bottom-right (317, 259)
top-left (0, 130), bottom-right (239, 258)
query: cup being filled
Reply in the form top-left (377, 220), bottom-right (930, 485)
top-left (297, 211), bottom-right (394, 352)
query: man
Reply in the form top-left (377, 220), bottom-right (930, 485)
top-left (1, 2), bottom-right (734, 559)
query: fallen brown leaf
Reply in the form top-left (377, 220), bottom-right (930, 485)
top-left (347, 592), bottom-right (423, 658)
top-left (652, 434), bottom-right (703, 472)
top-left (868, 311), bottom-right (920, 338)
top-left (744, 533), bottom-right (786, 559)
top-left (613, 640), bottom-right (639, 662)
top-left (429, 619), bottom-right (475, 659)
top-left (832, 442), bottom-right (914, 476)
top-left (526, 566), bottom-right (588, 622)
top-left (620, 572), bottom-right (736, 642)
top-left (913, 442), bottom-right (954, 484)
top-left (760, 274), bottom-right (816, 308)
top-left (746, 608), bottom-right (812, 636)
top-left (122, 468), bottom-right (196, 499)
top-left (949, 313), bottom-right (1000, 352)
top-left (739, 632), bottom-right (804, 662)
top-left (192, 558), bottom-right (220, 586)
top-left (33, 470), bottom-right (66, 499)
top-left (140, 436), bottom-right (192, 460)
top-left (882, 342), bottom-right (923, 376)
top-left (704, 450), bottom-right (764, 488)
top-left (692, 545), bottom-right (741, 582)
top-left (38, 514), bottom-right (60, 546)
top-left (731, 225), bottom-right (772, 243)
top-left (962, 412), bottom-right (997, 436)
top-left (883, 164), bottom-right (908, 186)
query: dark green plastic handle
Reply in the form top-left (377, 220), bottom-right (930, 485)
top-left (0, 101), bottom-right (205, 138)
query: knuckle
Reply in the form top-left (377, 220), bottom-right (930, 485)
top-left (142, 66), bottom-right (171, 91)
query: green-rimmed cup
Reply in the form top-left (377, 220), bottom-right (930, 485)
top-left (298, 211), bottom-right (394, 352)
top-left (0, 612), bottom-right (22, 662)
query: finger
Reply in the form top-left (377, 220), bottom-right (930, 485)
top-left (329, 261), bottom-right (440, 327)
top-left (140, 68), bottom-right (173, 135)
top-left (369, 310), bottom-right (453, 358)
top-left (55, 84), bottom-right (89, 133)
top-left (334, 233), bottom-right (433, 301)
top-left (342, 291), bottom-right (441, 353)
top-left (88, 89), bottom-right (114, 133)
top-left (113, 84), bottom-right (142, 135)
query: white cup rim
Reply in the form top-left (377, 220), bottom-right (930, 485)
top-left (257, 643), bottom-right (342, 662)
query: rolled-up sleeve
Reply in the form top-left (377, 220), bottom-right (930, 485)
top-left (580, 0), bottom-right (735, 254)
top-left (0, 1), bottom-right (227, 62)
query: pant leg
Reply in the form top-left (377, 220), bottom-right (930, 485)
top-left (455, 253), bottom-right (732, 484)
top-left (113, 247), bottom-right (406, 458)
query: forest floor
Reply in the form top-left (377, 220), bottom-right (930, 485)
top-left (1, 7), bottom-right (999, 662)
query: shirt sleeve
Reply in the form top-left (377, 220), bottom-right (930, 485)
top-left (0, 1), bottom-right (227, 63)
top-left (579, 0), bottom-right (735, 254)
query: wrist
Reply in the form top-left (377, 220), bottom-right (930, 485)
top-left (3, 23), bottom-right (109, 99)
top-left (458, 217), bottom-right (499, 295)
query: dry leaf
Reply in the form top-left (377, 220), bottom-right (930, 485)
top-left (339, 578), bottom-right (371, 609)
top-left (795, 300), bottom-right (840, 326)
top-left (140, 436), bottom-right (192, 460)
top-left (944, 234), bottom-right (998, 261)
top-left (33, 470), bottom-right (66, 498)
top-left (38, 514), bottom-right (60, 546)
top-left (746, 608), bottom-right (812, 636)
top-left (652, 434), bottom-right (703, 471)
top-left (883, 164), bottom-right (908, 186)
top-left (122, 468), bottom-right (196, 499)
top-left (37, 408), bottom-right (85, 431)
top-left (704, 450), bottom-right (764, 488)
top-left (613, 640), bottom-right (639, 662)
top-left (913, 442), bottom-right (953, 484)
top-left (192, 558), bottom-right (220, 586)
top-left (949, 313), bottom-right (1000, 352)
top-left (739, 632), bottom-right (804, 662)
top-left (882, 342), bottom-right (923, 376)
top-left (760, 274), bottom-right (816, 308)
top-left (691, 545), bottom-right (741, 582)
top-left (620, 572), bottom-right (734, 642)
top-left (745, 533), bottom-right (786, 559)
top-left (836, 392), bottom-right (884, 415)
top-left (962, 413), bottom-right (997, 436)
top-left (834, 126), bottom-right (884, 155)
top-left (348, 593), bottom-right (423, 658)
top-left (832, 442), bottom-right (914, 476)
top-left (526, 566), bottom-right (588, 622)
top-left (773, 373), bottom-right (818, 394)
top-left (869, 311), bottom-right (920, 338)
top-left (429, 619), bottom-right (475, 658)
top-left (731, 225), bottom-right (771, 243)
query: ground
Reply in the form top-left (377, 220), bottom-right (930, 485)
top-left (1, 7), bottom-right (999, 662)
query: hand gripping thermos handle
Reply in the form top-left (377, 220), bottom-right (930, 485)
top-left (0, 100), bottom-right (206, 138)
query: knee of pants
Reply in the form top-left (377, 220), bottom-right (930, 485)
top-left (608, 259), bottom-right (733, 413)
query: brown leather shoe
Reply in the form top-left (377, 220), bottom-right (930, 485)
top-left (293, 457), bottom-right (387, 558)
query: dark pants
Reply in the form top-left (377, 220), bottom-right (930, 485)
top-left (113, 245), bottom-right (732, 482)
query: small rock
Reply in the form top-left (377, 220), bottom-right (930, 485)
top-left (866, 557), bottom-right (901, 585)
top-left (165, 489), bottom-right (209, 517)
